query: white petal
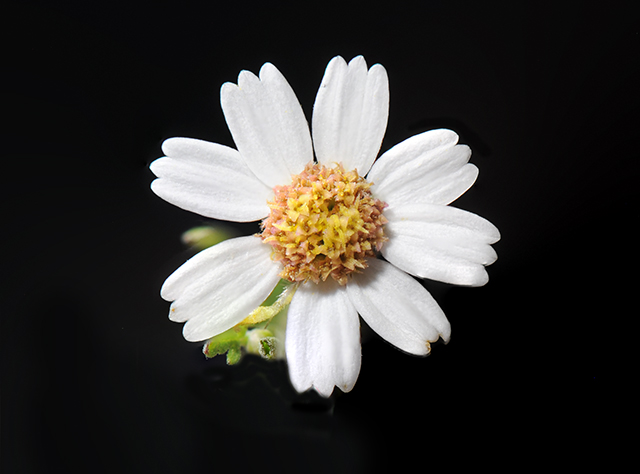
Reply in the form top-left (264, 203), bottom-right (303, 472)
top-left (150, 138), bottom-right (271, 222)
top-left (382, 203), bottom-right (500, 287)
top-left (220, 63), bottom-right (313, 188)
top-left (312, 56), bottom-right (389, 175)
top-left (367, 128), bottom-right (478, 206)
top-left (346, 259), bottom-right (450, 355)
top-left (286, 280), bottom-right (361, 397)
top-left (161, 236), bottom-right (281, 342)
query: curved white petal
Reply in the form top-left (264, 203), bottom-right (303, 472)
top-left (368, 128), bottom-right (477, 206)
top-left (221, 63), bottom-right (313, 188)
top-left (161, 236), bottom-right (281, 342)
top-left (150, 138), bottom-right (271, 222)
top-left (382, 204), bottom-right (500, 287)
top-left (286, 280), bottom-right (361, 397)
top-left (346, 259), bottom-right (450, 355)
top-left (312, 56), bottom-right (389, 175)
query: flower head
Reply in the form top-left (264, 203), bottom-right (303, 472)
top-left (150, 56), bottom-right (500, 397)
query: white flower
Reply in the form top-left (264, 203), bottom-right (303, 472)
top-left (150, 56), bottom-right (500, 397)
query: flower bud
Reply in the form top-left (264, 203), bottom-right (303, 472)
top-left (246, 329), bottom-right (278, 360)
top-left (181, 225), bottom-right (234, 251)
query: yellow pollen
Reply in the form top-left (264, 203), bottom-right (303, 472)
top-left (260, 162), bottom-right (388, 285)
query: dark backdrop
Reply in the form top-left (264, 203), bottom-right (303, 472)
top-left (3, 1), bottom-right (635, 472)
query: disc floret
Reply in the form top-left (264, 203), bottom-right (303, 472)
top-left (260, 162), bottom-right (388, 285)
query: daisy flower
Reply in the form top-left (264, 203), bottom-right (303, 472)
top-left (150, 55), bottom-right (500, 397)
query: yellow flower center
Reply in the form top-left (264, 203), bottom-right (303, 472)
top-left (260, 162), bottom-right (388, 285)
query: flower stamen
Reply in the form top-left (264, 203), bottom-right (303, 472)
top-left (260, 162), bottom-right (387, 285)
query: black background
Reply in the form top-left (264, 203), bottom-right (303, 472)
top-left (3, 1), bottom-right (635, 472)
